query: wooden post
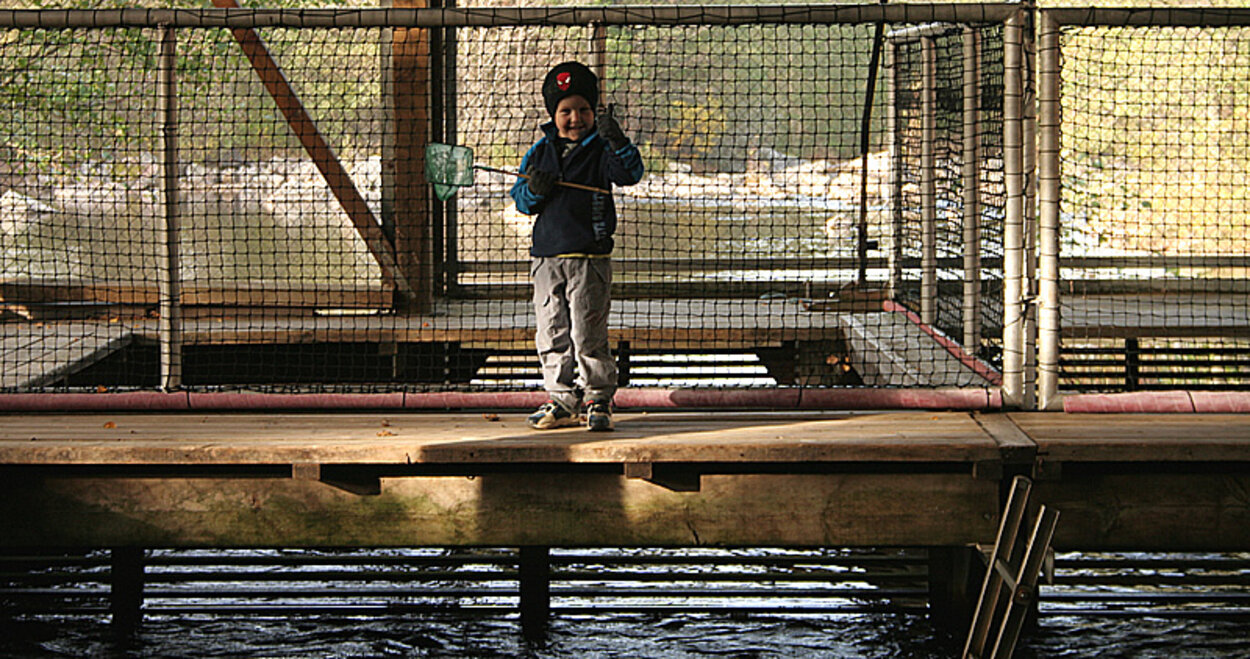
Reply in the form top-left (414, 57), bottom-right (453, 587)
top-left (110, 547), bottom-right (145, 634)
top-left (616, 339), bottom-right (631, 387)
top-left (928, 545), bottom-right (985, 640)
top-left (1125, 337), bottom-right (1141, 391)
top-left (518, 546), bottom-right (551, 640)
top-left (591, 23), bottom-right (608, 84)
top-left (157, 25), bottom-right (181, 391)
top-left (391, 0), bottom-right (435, 312)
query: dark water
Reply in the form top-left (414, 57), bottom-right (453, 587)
top-left (3, 548), bottom-right (1249, 658)
top-left (6, 611), bottom-right (1250, 658)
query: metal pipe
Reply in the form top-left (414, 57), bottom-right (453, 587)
top-left (1022, 12), bottom-right (1039, 411)
top-left (961, 26), bottom-right (982, 354)
top-left (0, 5), bottom-right (1025, 30)
top-left (886, 22), bottom-right (957, 43)
top-left (0, 388), bottom-right (1003, 412)
top-left (1001, 9), bottom-right (1027, 408)
top-left (858, 21), bottom-right (886, 285)
top-left (1037, 10), bottom-right (1063, 411)
top-left (157, 26), bottom-right (182, 391)
top-left (919, 36), bottom-right (937, 326)
top-left (886, 41), bottom-right (903, 300)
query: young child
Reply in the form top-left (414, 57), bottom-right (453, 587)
top-left (510, 61), bottom-right (645, 431)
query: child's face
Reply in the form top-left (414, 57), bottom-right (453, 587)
top-left (554, 95), bottom-right (595, 141)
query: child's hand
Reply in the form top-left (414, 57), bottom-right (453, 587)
top-left (597, 105), bottom-right (629, 150)
top-left (526, 165), bottom-right (557, 196)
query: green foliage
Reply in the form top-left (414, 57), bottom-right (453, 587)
top-left (1062, 25), bottom-right (1250, 255)
top-left (664, 99), bottom-right (726, 164)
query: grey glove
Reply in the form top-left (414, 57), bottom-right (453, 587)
top-left (597, 105), bottom-right (629, 150)
top-left (526, 164), bottom-right (557, 196)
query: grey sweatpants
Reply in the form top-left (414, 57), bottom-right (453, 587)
top-left (531, 256), bottom-right (617, 412)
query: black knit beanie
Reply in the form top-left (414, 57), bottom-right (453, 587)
top-left (542, 61), bottom-right (599, 117)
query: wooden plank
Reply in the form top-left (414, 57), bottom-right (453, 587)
top-left (0, 322), bottom-right (134, 389)
top-left (1010, 412), bottom-right (1250, 463)
top-left (1036, 472), bottom-right (1250, 551)
top-left (105, 298), bottom-right (850, 347)
top-left (130, 325), bottom-right (833, 348)
top-left (0, 280), bottom-right (392, 309)
top-left (1062, 294), bottom-right (1250, 339)
top-left (973, 412), bottom-right (1037, 465)
top-left (0, 472), bottom-right (998, 548)
top-left (842, 311), bottom-right (990, 387)
top-left (0, 412), bottom-right (1001, 465)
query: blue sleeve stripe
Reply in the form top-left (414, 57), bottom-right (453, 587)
top-left (510, 141), bottom-right (544, 214)
top-left (615, 144), bottom-right (646, 184)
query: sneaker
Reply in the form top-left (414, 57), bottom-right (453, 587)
top-left (585, 400), bottom-right (614, 432)
top-left (527, 400), bottom-right (579, 430)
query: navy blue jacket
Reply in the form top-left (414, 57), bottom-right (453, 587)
top-left (510, 121), bottom-right (645, 257)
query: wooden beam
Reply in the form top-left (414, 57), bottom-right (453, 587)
top-left (0, 280), bottom-right (392, 309)
top-left (0, 411), bottom-right (1003, 466)
top-left (390, 0), bottom-right (435, 312)
top-left (0, 472), bottom-right (997, 547)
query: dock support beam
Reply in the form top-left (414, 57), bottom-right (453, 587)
top-left (928, 545), bottom-right (985, 641)
top-left (110, 547), bottom-right (145, 635)
top-left (518, 546), bottom-right (551, 641)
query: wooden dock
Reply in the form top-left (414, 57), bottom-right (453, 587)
top-left (0, 411), bottom-right (1246, 552)
top-left (3, 288), bottom-right (1247, 390)
top-left (0, 297), bottom-right (998, 389)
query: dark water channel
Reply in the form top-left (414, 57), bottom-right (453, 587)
top-left (2, 547), bottom-right (1248, 658)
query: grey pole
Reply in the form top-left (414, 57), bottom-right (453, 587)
top-left (157, 25), bottom-right (182, 391)
top-left (1023, 13), bottom-right (1039, 411)
top-left (887, 41), bottom-right (903, 300)
top-left (1002, 9), bottom-right (1027, 407)
top-left (962, 27), bottom-right (982, 354)
top-left (1037, 10), bottom-right (1063, 410)
top-left (920, 35), bottom-right (937, 326)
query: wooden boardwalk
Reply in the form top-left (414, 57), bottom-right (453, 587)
top-left (2, 291), bottom-right (1247, 389)
top-left (0, 298), bottom-right (997, 389)
top-left (0, 411), bottom-right (1246, 552)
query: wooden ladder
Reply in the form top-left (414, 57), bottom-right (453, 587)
top-left (963, 475), bottom-right (1060, 659)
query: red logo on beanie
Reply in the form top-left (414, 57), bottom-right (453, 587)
top-left (556, 71), bottom-right (572, 91)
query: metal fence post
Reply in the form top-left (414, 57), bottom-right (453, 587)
top-left (920, 35), bottom-right (937, 327)
top-left (1037, 10), bottom-right (1062, 411)
top-left (962, 26), bottom-right (982, 354)
top-left (887, 40), bottom-right (903, 301)
top-left (1002, 9), bottom-right (1028, 407)
top-left (157, 25), bottom-right (182, 391)
top-left (1023, 11), bottom-right (1039, 411)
